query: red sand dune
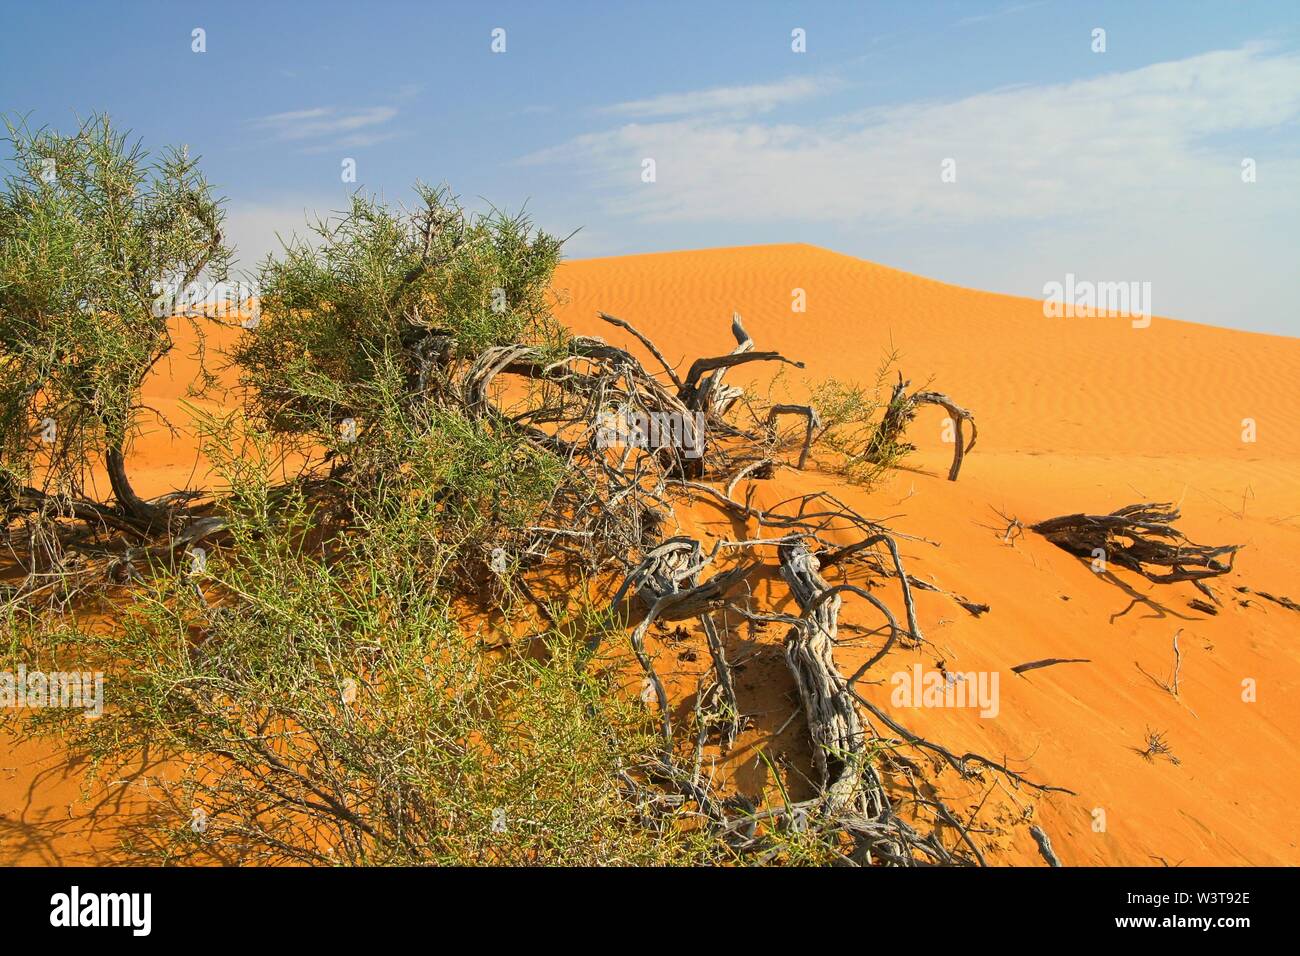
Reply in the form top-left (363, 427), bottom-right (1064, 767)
top-left (4, 243), bottom-right (1297, 865)
top-left (554, 244), bottom-right (1300, 865)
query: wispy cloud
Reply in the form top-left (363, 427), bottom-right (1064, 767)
top-left (525, 45), bottom-right (1300, 331)
top-left (528, 46), bottom-right (1300, 227)
top-left (955, 1), bottom-right (1048, 28)
top-left (249, 105), bottom-right (398, 144)
top-left (600, 75), bottom-right (837, 119)
top-left (300, 131), bottom-right (401, 154)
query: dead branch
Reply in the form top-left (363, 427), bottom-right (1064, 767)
top-left (598, 311), bottom-right (684, 388)
top-left (1137, 629), bottom-right (1182, 697)
top-left (766, 404), bottom-right (820, 470)
top-left (1236, 586), bottom-right (1300, 612)
top-left (1029, 503), bottom-right (1240, 584)
top-left (613, 538), bottom-right (755, 746)
top-left (910, 391), bottom-right (978, 481)
top-left (1030, 825), bottom-right (1062, 866)
top-left (865, 374), bottom-right (978, 481)
top-left (848, 689), bottom-right (1076, 795)
top-left (777, 540), bottom-right (898, 847)
top-left (1011, 658), bottom-right (1091, 675)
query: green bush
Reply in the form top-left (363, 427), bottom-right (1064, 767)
top-left (0, 114), bottom-right (229, 523)
top-left (11, 416), bottom-right (719, 865)
top-left (807, 347), bottom-right (909, 483)
top-left (233, 186), bottom-right (563, 446)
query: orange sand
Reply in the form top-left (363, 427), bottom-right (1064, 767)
top-left (555, 244), bottom-right (1300, 866)
top-left (4, 243), bottom-right (1297, 865)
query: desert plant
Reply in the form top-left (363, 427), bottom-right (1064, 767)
top-left (4, 169), bottom-right (1018, 868)
top-left (0, 113), bottom-right (230, 529)
top-left (9, 411), bottom-right (723, 865)
top-left (232, 185), bottom-right (563, 451)
top-left (1138, 727), bottom-right (1181, 765)
top-left (806, 348), bottom-right (905, 483)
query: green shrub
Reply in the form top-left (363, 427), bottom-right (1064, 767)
top-left (807, 347), bottom-right (909, 483)
top-left (233, 186), bottom-right (563, 446)
top-left (10, 417), bottom-right (719, 865)
top-left (0, 114), bottom-right (229, 523)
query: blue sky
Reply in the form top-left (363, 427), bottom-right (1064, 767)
top-left (3, 1), bottom-right (1299, 334)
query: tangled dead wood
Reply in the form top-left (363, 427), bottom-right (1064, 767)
top-left (5, 304), bottom-right (1029, 866)
top-left (1029, 503), bottom-right (1240, 585)
top-left (549, 314), bottom-right (1050, 864)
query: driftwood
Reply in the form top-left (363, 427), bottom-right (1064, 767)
top-left (1030, 503), bottom-right (1239, 584)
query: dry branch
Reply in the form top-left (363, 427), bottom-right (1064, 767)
top-left (1030, 825), bottom-right (1062, 866)
top-left (1011, 658), bottom-right (1091, 675)
top-left (1235, 586), bottom-right (1300, 612)
top-left (779, 540), bottom-right (874, 809)
top-left (613, 538), bottom-right (754, 746)
top-left (766, 404), bottom-right (820, 470)
top-left (866, 374), bottom-right (978, 481)
top-left (910, 391), bottom-right (978, 481)
top-left (1030, 503), bottom-right (1239, 584)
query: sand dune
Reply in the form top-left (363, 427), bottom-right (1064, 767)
top-left (4, 243), bottom-right (1297, 865)
top-left (554, 244), bottom-right (1300, 865)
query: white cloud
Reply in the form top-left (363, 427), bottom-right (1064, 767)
top-left (249, 106), bottom-right (398, 143)
top-left (600, 76), bottom-right (836, 119)
top-left (955, 1), bottom-right (1047, 27)
top-left (533, 47), bottom-right (1300, 228)
top-left (525, 46), bottom-right (1300, 332)
top-left (301, 131), bottom-right (400, 154)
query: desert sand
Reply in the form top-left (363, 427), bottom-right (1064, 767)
top-left (4, 242), bottom-right (1297, 865)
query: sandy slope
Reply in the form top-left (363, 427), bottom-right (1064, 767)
top-left (4, 243), bottom-right (1297, 865)
top-left (554, 244), bottom-right (1300, 866)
